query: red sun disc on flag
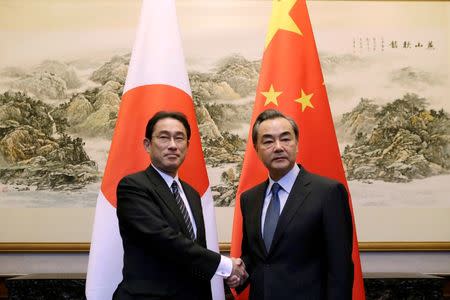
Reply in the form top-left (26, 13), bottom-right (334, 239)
top-left (101, 84), bottom-right (209, 208)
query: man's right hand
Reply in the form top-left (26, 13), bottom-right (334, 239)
top-left (226, 258), bottom-right (248, 288)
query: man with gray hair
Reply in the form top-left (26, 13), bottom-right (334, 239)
top-left (233, 109), bottom-right (354, 299)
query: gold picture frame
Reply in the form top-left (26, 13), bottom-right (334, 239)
top-left (1, 242), bottom-right (450, 253)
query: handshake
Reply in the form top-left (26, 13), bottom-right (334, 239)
top-left (226, 257), bottom-right (248, 288)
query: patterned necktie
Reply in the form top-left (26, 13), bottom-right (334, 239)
top-left (171, 181), bottom-right (195, 240)
top-left (263, 182), bottom-right (281, 252)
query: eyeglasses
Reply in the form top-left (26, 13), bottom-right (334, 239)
top-left (152, 134), bottom-right (187, 145)
top-left (259, 137), bottom-right (295, 150)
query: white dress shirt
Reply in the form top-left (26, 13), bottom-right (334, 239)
top-left (261, 164), bottom-right (300, 235)
top-left (152, 165), bottom-right (232, 277)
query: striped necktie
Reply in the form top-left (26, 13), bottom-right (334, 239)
top-left (171, 181), bottom-right (195, 240)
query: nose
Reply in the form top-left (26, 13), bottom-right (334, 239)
top-left (273, 139), bottom-right (283, 151)
top-left (167, 138), bottom-right (178, 149)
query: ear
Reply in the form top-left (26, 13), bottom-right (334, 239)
top-left (254, 144), bottom-right (262, 158)
top-left (143, 138), bottom-right (151, 153)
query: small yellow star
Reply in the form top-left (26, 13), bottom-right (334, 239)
top-left (294, 89), bottom-right (314, 112)
top-left (261, 85), bottom-right (282, 106)
top-left (265, 0), bottom-right (302, 49)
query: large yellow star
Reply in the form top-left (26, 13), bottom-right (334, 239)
top-left (265, 0), bottom-right (302, 49)
top-left (261, 85), bottom-right (282, 106)
top-left (295, 89), bottom-right (314, 112)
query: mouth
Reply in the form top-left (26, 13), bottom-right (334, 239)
top-left (165, 154), bottom-right (179, 159)
top-left (272, 156), bottom-right (288, 162)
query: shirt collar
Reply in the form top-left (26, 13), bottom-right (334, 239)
top-left (266, 164), bottom-right (300, 196)
top-left (151, 164), bottom-right (180, 189)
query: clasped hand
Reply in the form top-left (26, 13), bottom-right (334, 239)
top-left (226, 258), bottom-right (248, 288)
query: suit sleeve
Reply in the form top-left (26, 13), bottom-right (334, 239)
top-left (116, 176), bottom-right (221, 281)
top-left (236, 192), bottom-right (252, 293)
top-left (323, 183), bottom-right (354, 299)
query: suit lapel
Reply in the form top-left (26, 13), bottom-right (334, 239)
top-left (250, 180), bottom-right (270, 257)
top-left (269, 167), bottom-right (312, 254)
top-left (181, 181), bottom-right (206, 244)
top-left (144, 166), bottom-right (190, 237)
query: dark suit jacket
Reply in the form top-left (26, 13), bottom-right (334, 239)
top-left (113, 165), bottom-right (221, 300)
top-left (238, 165), bottom-right (354, 300)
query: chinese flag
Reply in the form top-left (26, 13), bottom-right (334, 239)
top-left (230, 0), bottom-right (365, 299)
top-left (85, 1), bottom-right (225, 299)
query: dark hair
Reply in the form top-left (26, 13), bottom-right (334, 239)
top-left (145, 111), bottom-right (191, 141)
top-left (251, 109), bottom-right (299, 148)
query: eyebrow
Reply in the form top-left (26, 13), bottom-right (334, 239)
top-left (155, 130), bottom-right (186, 136)
top-left (261, 131), bottom-right (292, 139)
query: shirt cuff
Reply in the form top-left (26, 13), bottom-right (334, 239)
top-left (215, 255), bottom-right (232, 278)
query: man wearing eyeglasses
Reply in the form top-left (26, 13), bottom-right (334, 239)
top-left (113, 111), bottom-right (247, 300)
top-left (231, 109), bottom-right (354, 299)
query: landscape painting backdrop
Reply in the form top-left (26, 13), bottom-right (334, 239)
top-left (0, 0), bottom-right (449, 243)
